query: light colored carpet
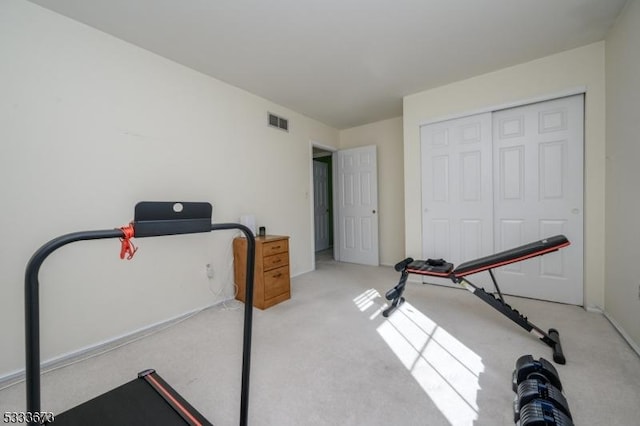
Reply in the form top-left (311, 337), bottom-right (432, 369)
top-left (2, 258), bottom-right (639, 425)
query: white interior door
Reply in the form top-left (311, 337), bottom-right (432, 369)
top-left (336, 145), bottom-right (379, 266)
top-left (492, 95), bottom-right (584, 304)
top-left (420, 112), bottom-right (494, 287)
top-left (420, 95), bottom-right (584, 304)
top-left (313, 160), bottom-right (330, 252)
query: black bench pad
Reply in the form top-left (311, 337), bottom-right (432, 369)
top-left (403, 235), bottom-right (569, 278)
top-left (453, 235), bottom-right (570, 277)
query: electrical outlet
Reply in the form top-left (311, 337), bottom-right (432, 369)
top-left (206, 263), bottom-right (214, 279)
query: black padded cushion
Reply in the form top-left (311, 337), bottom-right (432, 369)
top-left (406, 259), bottom-right (454, 276)
top-left (453, 235), bottom-right (570, 277)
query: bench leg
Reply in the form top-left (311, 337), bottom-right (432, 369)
top-left (458, 276), bottom-right (566, 364)
top-left (382, 270), bottom-right (409, 317)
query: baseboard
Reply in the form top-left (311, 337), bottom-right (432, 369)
top-left (0, 299), bottom-right (230, 390)
top-left (603, 311), bottom-right (640, 358)
top-left (585, 304), bottom-right (603, 313)
top-left (291, 270), bottom-right (311, 278)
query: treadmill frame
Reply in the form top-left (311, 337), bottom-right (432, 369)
top-left (25, 202), bottom-right (256, 425)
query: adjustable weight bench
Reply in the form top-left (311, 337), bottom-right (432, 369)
top-left (383, 235), bottom-right (570, 364)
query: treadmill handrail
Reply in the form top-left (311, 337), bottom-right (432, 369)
top-left (25, 223), bottom-right (255, 426)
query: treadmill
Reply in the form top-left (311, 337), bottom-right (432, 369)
top-left (24, 202), bottom-right (255, 425)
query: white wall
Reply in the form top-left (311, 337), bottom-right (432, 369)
top-left (339, 117), bottom-right (405, 266)
top-left (0, 0), bottom-right (338, 378)
top-left (403, 42), bottom-right (606, 310)
top-left (605, 0), bottom-right (640, 348)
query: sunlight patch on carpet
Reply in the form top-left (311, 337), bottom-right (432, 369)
top-left (354, 289), bottom-right (484, 426)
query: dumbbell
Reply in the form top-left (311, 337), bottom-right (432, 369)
top-left (512, 355), bottom-right (562, 392)
top-left (517, 399), bottom-right (574, 426)
top-left (513, 379), bottom-right (571, 423)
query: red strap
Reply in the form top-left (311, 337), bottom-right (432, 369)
top-left (119, 224), bottom-right (137, 260)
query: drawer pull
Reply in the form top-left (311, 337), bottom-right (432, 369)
top-left (273, 273), bottom-right (283, 278)
top-left (271, 245), bottom-right (281, 250)
top-left (273, 259), bottom-right (281, 263)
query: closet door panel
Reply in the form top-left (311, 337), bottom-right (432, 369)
top-left (492, 95), bottom-right (583, 304)
top-left (420, 113), bottom-right (493, 287)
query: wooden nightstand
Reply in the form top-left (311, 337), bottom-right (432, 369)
top-left (233, 235), bottom-right (291, 309)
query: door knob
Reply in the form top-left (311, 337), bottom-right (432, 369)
top-left (372, 210), bottom-right (376, 214)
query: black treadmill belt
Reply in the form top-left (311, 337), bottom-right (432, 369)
top-left (53, 371), bottom-right (213, 426)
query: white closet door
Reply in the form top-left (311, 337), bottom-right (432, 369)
top-left (420, 95), bottom-right (584, 304)
top-left (420, 112), bottom-right (494, 287)
top-left (492, 95), bottom-right (584, 304)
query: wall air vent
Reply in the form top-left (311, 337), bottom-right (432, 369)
top-left (268, 112), bottom-right (289, 132)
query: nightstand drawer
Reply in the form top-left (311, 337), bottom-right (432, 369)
top-left (263, 266), bottom-right (290, 300)
top-left (263, 252), bottom-right (289, 271)
top-left (262, 239), bottom-right (288, 256)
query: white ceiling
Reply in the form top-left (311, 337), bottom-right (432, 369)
top-left (29, 0), bottom-right (627, 129)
